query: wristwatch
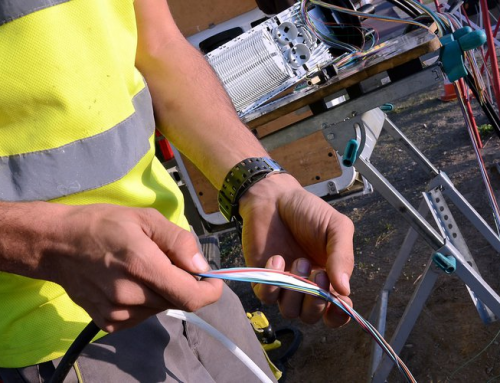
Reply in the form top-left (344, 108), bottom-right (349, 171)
top-left (218, 157), bottom-right (286, 225)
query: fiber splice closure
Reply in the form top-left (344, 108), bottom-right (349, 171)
top-left (439, 26), bottom-right (486, 82)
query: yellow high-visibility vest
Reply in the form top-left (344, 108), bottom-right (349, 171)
top-left (0, 0), bottom-right (189, 367)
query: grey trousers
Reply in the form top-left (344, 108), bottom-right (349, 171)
top-left (0, 284), bottom-right (276, 383)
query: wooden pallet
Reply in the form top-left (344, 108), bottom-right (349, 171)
top-left (169, 0), bottom-right (257, 37)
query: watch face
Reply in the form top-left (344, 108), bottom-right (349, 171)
top-left (262, 157), bottom-right (285, 172)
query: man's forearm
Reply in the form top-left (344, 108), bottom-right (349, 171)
top-left (134, 0), bottom-right (269, 189)
top-left (0, 201), bottom-right (67, 278)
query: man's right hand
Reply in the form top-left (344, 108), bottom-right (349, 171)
top-left (0, 202), bottom-right (222, 332)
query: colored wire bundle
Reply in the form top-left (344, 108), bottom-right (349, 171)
top-left (299, 0), bottom-right (372, 52)
top-left (435, 10), bottom-right (500, 232)
top-left (196, 267), bottom-right (417, 383)
top-left (296, 0), bottom-right (444, 70)
top-left (301, 0), bottom-right (435, 39)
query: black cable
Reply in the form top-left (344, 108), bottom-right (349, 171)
top-left (385, 0), bottom-right (422, 19)
top-left (465, 73), bottom-right (500, 139)
top-left (267, 327), bottom-right (302, 383)
top-left (49, 321), bottom-right (100, 383)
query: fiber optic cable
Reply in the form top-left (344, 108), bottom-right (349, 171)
top-left (196, 267), bottom-right (417, 383)
top-left (302, 0), bottom-right (434, 34)
top-left (299, 0), bottom-right (376, 51)
top-left (166, 310), bottom-right (274, 383)
top-left (455, 80), bottom-right (500, 233)
top-left (406, 0), bottom-right (450, 34)
top-left (388, 0), bottom-right (422, 19)
top-left (438, 9), bottom-right (500, 226)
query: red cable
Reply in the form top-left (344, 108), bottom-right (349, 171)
top-left (480, 0), bottom-right (500, 111)
top-left (480, 18), bottom-right (500, 74)
top-left (434, 0), bottom-right (441, 13)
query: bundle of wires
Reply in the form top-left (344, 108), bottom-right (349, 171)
top-left (299, 0), bottom-right (371, 52)
top-left (196, 267), bottom-right (416, 383)
top-left (296, 0), bottom-right (449, 71)
top-left (436, 11), bottom-right (500, 232)
top-left (300, 0), bottom-right (439, 44)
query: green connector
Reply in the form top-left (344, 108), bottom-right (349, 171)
top-left (380, 103), bottom-right (394, 112)
top-left (433, 252), bottom-right (456, 274)
top-left (342, 139), bottom-right (359, 167)
top-left (439, 27), bottom-right (487, 81)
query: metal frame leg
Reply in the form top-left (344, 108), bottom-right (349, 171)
top-left (371, 261), bottom-right (441, 383)
top-left (322, 111), bottom-right (500, 382)
top-left (368, 199), bottom-right (429, 377)
top-left (372, 242), bottom-right (500, 382)
top-left (353, 157), bottom-right (444, 250)
top-left (430, 172), bottom-right (500, 253)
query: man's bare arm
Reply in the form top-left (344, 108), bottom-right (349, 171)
top-left (134, 0), bottom-right (355, 327)
top-left (134, 0), bottom-right (268, 189)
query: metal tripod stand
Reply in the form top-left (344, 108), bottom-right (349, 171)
top-left (261, 95), bottom-right (500, 381)
top-left (323, 112), bottom-right (500, 382)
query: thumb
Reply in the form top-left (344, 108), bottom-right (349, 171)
top-left (326, 218), bottom-right (354, 297)
top-left (144, 211), bottom-right (210, 274)
top-left (327, 255), bottom-right (352, 297)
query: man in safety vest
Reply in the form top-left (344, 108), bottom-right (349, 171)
top-left (0, 0), bottom-right (354, 381)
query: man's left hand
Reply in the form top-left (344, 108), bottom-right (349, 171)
top-left (239, 173), bottom-right (355, 327)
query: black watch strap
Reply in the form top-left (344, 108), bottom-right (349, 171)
top-left (218, 157), bottom-right (286, 224)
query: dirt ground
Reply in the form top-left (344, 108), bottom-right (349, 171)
top-left (218, 82), bottom-right (500, 382)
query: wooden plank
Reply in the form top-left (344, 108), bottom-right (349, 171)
top-left (255, 107), bottom-right (313, 138)
top-left (243, 28), bottom-right (441, 128)
top-left (181, 131), bottom-right (342, 214)
top-left (168, 0), bottom-right (257, 37)
top-left (270, 131), bottom-right (342, 184)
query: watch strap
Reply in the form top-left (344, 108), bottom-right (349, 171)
top-left (218, 157), bottom-right (286, 223)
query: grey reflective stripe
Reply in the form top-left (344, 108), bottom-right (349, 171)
top-left (0, 87), bottom-right (156, 202)
top-left (0, 0), bottom-right (71, 26)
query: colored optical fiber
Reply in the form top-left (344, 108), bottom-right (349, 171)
top-left (306, 0), bottom-right (433, 32)
top-left (196, 267), bottom-right (416, 383)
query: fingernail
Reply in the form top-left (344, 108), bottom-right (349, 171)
top-left (341, 273), bottom-right (351, 295)
top-left (315, 271), bottom-right (329, 288)
top-left (271, 256), bottom-right (284, 269)
top-left (192, 252), bottom-right (209, 272)
top-left (297, 258), bottom-right (310, 275)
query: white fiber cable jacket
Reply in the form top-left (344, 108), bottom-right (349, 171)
top-left (204, 269), bottom-right (322, 291)
top-left (165, 310), bottom-right (273, 383)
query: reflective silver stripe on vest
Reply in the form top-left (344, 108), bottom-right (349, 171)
top-left (0, 87), bottom-right (156, 202)
top-left (0, 0), bottom-right (71, 26)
